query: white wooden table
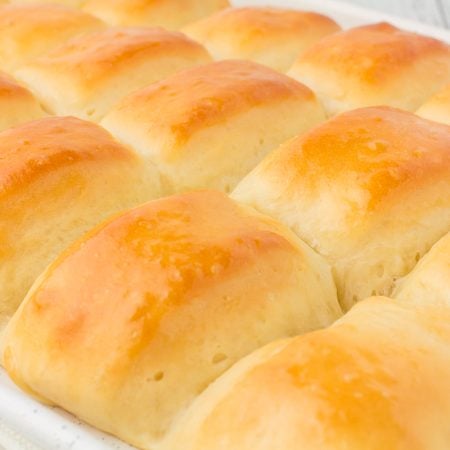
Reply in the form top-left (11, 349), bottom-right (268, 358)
top-left (341, 0), bottom-right (450, 29)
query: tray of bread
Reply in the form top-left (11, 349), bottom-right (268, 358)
top-left (0, 0), bottom-right (449, 449)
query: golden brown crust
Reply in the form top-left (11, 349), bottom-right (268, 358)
top-left (15, 27), bottom-right (211, 121)
top-left (23, 27), bottom-right (209, 90)
top-left (299, 23), bottom-right (448, 84)
top-left (14, 193), bottom-right (299, 333)
top-left (163, 297), bottom-right (450, 450)
top-left (275, 107), bottom-right (450, 211)
top-left (0, 116), bottom-right (161, 333)
top-left (9, 0), bottom-right (84, 6)
top-left (2, 191), bottom-right (340, 448)
top-left (183, 7), bottom-right (340, 71)
top-left (0, 4), bottom-right (104, 71)
top-left (0, 73), bottom-right (33, 101)
top-left (104, 59), bottom-right (315, 149)
top-left (101, 59), bottom-right (324, 192)
top-left (185, 7), bottom-right (339, 42)
top-left (289, 23), bottom-right (450, 114)
top-left (0, 72), bottom-right (46, 131)
top-left (0, 117), bottom-right (135, 198)
top-left (235, 106), bottom-right (450, 236)
top-left (232, 106), bottom-right (450, 308)
top-left (83, 0), bottom-right (230, 28)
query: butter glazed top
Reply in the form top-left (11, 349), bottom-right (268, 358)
top-left (105, 59), bottom-right (315, 149)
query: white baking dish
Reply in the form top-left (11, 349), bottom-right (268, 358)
top-left (1, 1), bottom-right (449, 449)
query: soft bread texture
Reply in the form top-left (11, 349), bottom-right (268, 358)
top-left (0, 4), bottom-right (104, 72)
top-left (83, 0), bottom-right (230, 29)
top-left (1, 191), bottom-right (341, 449)
top-left (15, 27), bottom-right (211, 122)
top-left (162, 296), bottom-right (450, 450)
top-left (232, 106), bottom-right (450, 310)
top-left (102, 60), bottom-right (326, 193)
top-left (9, 1), bottom-right (83, 6)
top-left (183, 7), bottom-right (340, 72)
top-left (288, 23), bottom-right (450, 115)
top-left (0, 72), bottom-right (46, 131)
top-left (0, 116), bottom-right (161, 334)
top-left (416, 84), bottom-right (450, 125)
top-left (394, 232), bottom-right (450, 306)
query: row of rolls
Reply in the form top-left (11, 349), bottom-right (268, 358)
top-left (0, 0), bottom-right (449, 449)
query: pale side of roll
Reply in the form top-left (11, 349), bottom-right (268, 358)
top-left (1, 191), bottom-right (341, 449)
top-left (0, 116), bottom-right (161, 334)
top-left (416, 84), bottom-right (450, 125)
top-left (102, 60), bottom-right (326, 194)
top-left (232, 106), bottom-right (450, 310)
top-left (394, 231), bottom-right (450, 307)
top-left (162, 296), bottom-right (450, 450)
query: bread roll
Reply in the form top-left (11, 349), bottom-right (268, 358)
top-left (102, 60), bottom-right (325, 193)
top-left (83, 0), bottom-right (230, 29)
top-left (15, 27), bottom-right (211, 122)
top-left (1, 190), bottom-right (340, 449)
top-left (9, 0), bottom-right (83, 7)
top-left (0, 72), bottom-right (46, 131)
top-left (162, 296), bottom-right (450, 450)
top-left (288, 23), bottom-right (450, 115)
top-left (416, 84), bottom-right (450, 125)
top-left (0, 116), bottom-right (161, 334)
top-left (232, 106), bottom-right (450, 310)
top-left (182, 7), bottom-right (340, 72)
top-left (0, 4), bottom-right (104, 71)
top-left (394, 232), bottom-right (450, 307)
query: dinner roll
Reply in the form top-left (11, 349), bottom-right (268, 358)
top-left (9, 0), bottom-right (83, 7)
top-left (183, 7), bottom-right (340, 72)
top-left (162, 296), bottom-right (450, 450)
top-left (83, 0), bottom-right (230, 29)
top-left (0, 4), bottom-right (104, 72)
top-left (1, 191), bottom-right (341, 449)
top-left (0, 116), bottom-right (160, 334)
top-left (0, 72), bottom-right (46, 132)
top-left (15, 27), bottom-right (211, 122)
top-left (102, 60), bottom-right (325, 193)
top-left (416, 84), bottom-right (450, 125)
top-left (288, 23), bottom-right (450, 115)
top-left (394, 232), bottom-right (450, 307)
top-left (232, 106), bottom-right (450, 310)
